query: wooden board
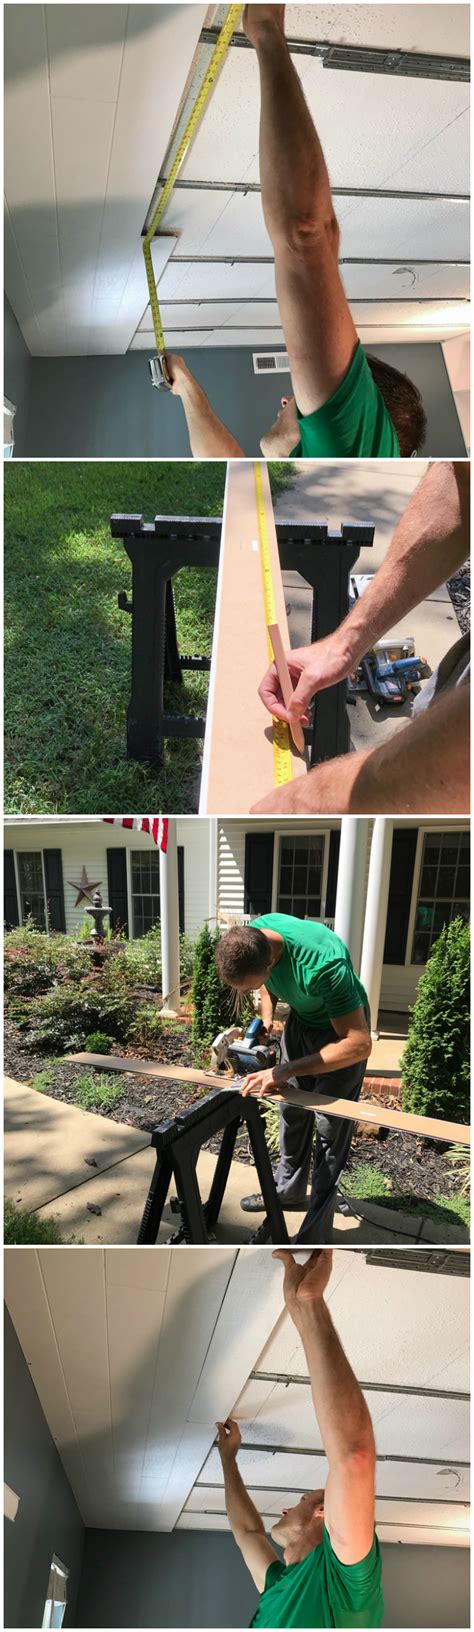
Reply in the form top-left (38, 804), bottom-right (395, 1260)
top-left (199, 460), bottom-right (307, 814)
top-left (69, 1054), bottom-right (471, 1147)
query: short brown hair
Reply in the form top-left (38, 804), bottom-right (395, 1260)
top-left (215, 925), bottom-right (271, 986)
top-left (366, 354), bottom-right (427, 456)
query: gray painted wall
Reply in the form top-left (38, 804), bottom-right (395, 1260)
top-left (21, 342), bottom-right (467, 459)
top-left (75, 1528), bottom-right (470, 1630)
top-left (4, 297), bottom-right (33, 456)
top-left (4, 1310), bottom-right (84, 1630)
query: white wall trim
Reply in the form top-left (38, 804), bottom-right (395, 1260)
top-left (4, 1482), bottom-right (20, 1521)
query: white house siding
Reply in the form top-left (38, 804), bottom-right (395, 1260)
top-left (4, 818), bottom-right (209, 942)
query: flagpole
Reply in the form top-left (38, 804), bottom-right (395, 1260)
top-left (159, 819), bottom-right (180, 1016)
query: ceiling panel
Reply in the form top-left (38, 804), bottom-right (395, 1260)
top-left (202, 1445), bottom-right (470, 1504)
top-left (254, 5), bottom-right (470, 55)
top-left (164, 189), bottom-right (469, 263)
top-left (155, 259), bottom-right (470, 304)
top-left (182, 51), bottom-right (469, 193)
top-left (233, 1378), bottom-right (469, 1461)
top-left (185, 1487), bottom-right (469, 1528)
top-left (4, 4), bottom-right (207, 354)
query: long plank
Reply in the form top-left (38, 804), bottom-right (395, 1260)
top-left (69, 1054), bottom-right (470, 1147)
top-left (199, 460), bottom-right (307, 814)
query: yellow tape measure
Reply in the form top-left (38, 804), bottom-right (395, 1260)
top-left (143, 4), bottom-right (244, 356)
top-left (254, 462), bottom-right (293, 788)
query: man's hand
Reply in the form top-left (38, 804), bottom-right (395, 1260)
top-left (273, 1249), bottom-right (333, 1325)
top-left (216, 1418), bottom-right (242, 1462)
top-left (165, 354), bottom-right (198, 398)
top-left (259, 636), bottom-right (354, 726)
top-left (243, 5), bottom-right (286, 45)
top-left (240, 1063), bottom-right (289, 1099)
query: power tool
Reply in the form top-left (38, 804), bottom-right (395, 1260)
top-left (211, 1018), bottom-right (280, 1077)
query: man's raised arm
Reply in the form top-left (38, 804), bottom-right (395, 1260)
top-left (216, 1419), bottom-right (278, 1590)
top-left (243, 5), bottom-right (358, 416)
top-left (166, 355), bottom-right (244, 457)
top-left (274, 1251), bottom-right (376, 1565)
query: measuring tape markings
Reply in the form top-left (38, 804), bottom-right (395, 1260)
top-left (253, 462), bottom-right (293, 787)
top-left (143, 5), bottom-right (244, 355)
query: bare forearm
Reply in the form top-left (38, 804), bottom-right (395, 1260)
top-left (221, 1456), bottom-right (265, 1541)
top-left (252, 682), bottom-right (469, 815)
top-left (335, 464), bottom-right (469, 669)
top-left (278, 1036), bottom-right (369, 1081)
top-left (298, 1301), bottom-right (375, 1466)
top-left (254, 23), bottom-right (335, 243)
top-left (260, 985), bottom-right (278, 1029)
top-left (179, 382), bottom-right (244, 458)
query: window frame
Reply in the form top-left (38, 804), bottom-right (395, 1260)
top-left (273, 828), bottom-right (331, 921)
top-left (405, 823), bottom-right (470, 967)
top-left (15, 848), bottom-right (48, 931)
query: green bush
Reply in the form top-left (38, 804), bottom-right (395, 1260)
top-left (15, 970), bottom-right (137, 1054)
top-left (123, 926), bottom-right (195, 992)
top-left (401, 918), bottom-right (470, 1124)
top-left (4, 921), bottom-right (90, 999)
top-left (192, 926), bottom-right (237, 1047)
top-left (84, 1031), bottom-right (115, 1054)
top-left (127, 1006), bottom-right (163, 1048)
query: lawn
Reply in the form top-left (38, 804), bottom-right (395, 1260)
top-left (5, 461), bottom-right (295, 814)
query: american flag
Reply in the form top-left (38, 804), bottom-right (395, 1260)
top-left (103, 817), bottom-right (168, 851)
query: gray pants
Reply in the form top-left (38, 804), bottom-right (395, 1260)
top-left (275, 1007), bottom-right (370, 1244)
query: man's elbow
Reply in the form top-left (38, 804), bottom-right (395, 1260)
top-left (341, 1440), bottom-right (376, 1478)
top-left (352, 1030), bottom-right (372, 1063)
top-left (276, 210), bottom-right (340, 261)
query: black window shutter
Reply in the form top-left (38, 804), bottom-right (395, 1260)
top-left (244, 832), bottom-right (274, 916)
top-left (383, 829), bottom-right (418, 964)
top-left (43, 849), bottom-right (66, 933)
top-left (106, 848), bottom-right (129, 937)
top-left (4, 851), bottom-right (19, 930)
top-left (325, 831), bottom-right (341, 918)
top-left (178, 847), bottom-right (185, 934)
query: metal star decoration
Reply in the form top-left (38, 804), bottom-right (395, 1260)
top-left (68, 866), bottom-right (103, 908)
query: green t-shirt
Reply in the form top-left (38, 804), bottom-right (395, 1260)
top-left (251, 1527), bottom-right (383, 1628)
top-left (251, 914), bottom-right (367, 1030)
top-left (290, 342), bottom-right (400, 458)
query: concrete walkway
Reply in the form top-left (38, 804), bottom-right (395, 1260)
top-left (5, 1076), bottom-right (467, 1247)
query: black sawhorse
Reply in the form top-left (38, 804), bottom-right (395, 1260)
top-left (136, 1087), bottom-right (289, 1245)
top-left (112, 513), bottom-right (374, 769)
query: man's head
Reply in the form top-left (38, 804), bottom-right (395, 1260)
top-left (215, 925), bottom-right (272, 994)
top-left (260, 395), bottom-right (300, 457)
top-left (366, 355), bottom-right (427, 455)
top-left (271, 1489), bottom-right (325, 1559)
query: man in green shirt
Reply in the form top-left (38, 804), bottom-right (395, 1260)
top-left (215, 915), bottom-right (371, 1242)
top-left (216, 1249), bottom-right (383, 1628)
top-left (165, 5), bottom-right (426, 459)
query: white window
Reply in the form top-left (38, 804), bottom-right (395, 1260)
top-left (42, 1557), bottom-right (68, 1630)
top-left (4, 397), bottom-right (16, 458)
top-left (17, 851), bottom-right (46, 929)
top-left (277, 832), bottom-right (326, 919)
top-left (411, 829), bottom-right (470, 964)
top-left (131, 848), bottom-right (161, 937)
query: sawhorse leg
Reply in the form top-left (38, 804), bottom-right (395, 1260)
top-left (245, 1100), bottom-right (289, 1244)
top-left (137, 1150), bottom-right (174, 1243)
top-left (204, 1119), bottom-right (240, 1231)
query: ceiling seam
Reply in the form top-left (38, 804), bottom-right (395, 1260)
top-left (137, 1248), bottom-right (174, 1502)
top-left (43, 3), bottom-right (68, 353)
top-left (35, 1248), bottom-right (94, 1513)
top-left (89, 5), bottom-right (129, 352)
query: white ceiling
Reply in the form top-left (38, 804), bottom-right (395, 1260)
top-left (5, 1247), bottom-right (470, 1549)
top-left (4, 5), bottom-right (470, 355)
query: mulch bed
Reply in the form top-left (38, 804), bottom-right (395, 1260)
top-left (5, 1017), bottom-right (463, 1204)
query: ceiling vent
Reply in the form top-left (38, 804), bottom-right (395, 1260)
top-left (253, 352), bottom-right (290, 375)
top-left (365, 1250), bottom-right (470, 1277)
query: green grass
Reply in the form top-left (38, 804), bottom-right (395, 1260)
top-left (5, 459), bottom-right (296, 813)
top-left (5, 460), bottom-right (226, 813)
top-left (72, 1072), bottom-right (125, 1110)
top-left (4, 1198), bottom-right (71, 1244)
top-left (29, 1068), bottom-right (56, 1093)
top-left (340, 1164), bottom-right (392, 1201)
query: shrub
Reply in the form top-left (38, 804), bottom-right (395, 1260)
top-left (127, 1006), bottom-right (163, 1049)
top-left (84, 1031), bottom-right (115, 1054)
top-left (16, 973), bottom-right (137, 1054)
top-left (4, 921), bottom-right (90, 1000)
top-left (401, 918), bottom-right (470, 1124)
top-left (192, 926), bottom-right (237, 1047)
top-left (123, 926), bottom-right (195, 993)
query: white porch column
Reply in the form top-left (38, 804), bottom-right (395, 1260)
top-left (333, 819), bottom-right (370, 972)
top-left (208, 817), bottom-right (219, 926)
top-left (359, 819), bottom-right (394, 1037)
top-left (159, 820), bottom-right (180, 1016)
